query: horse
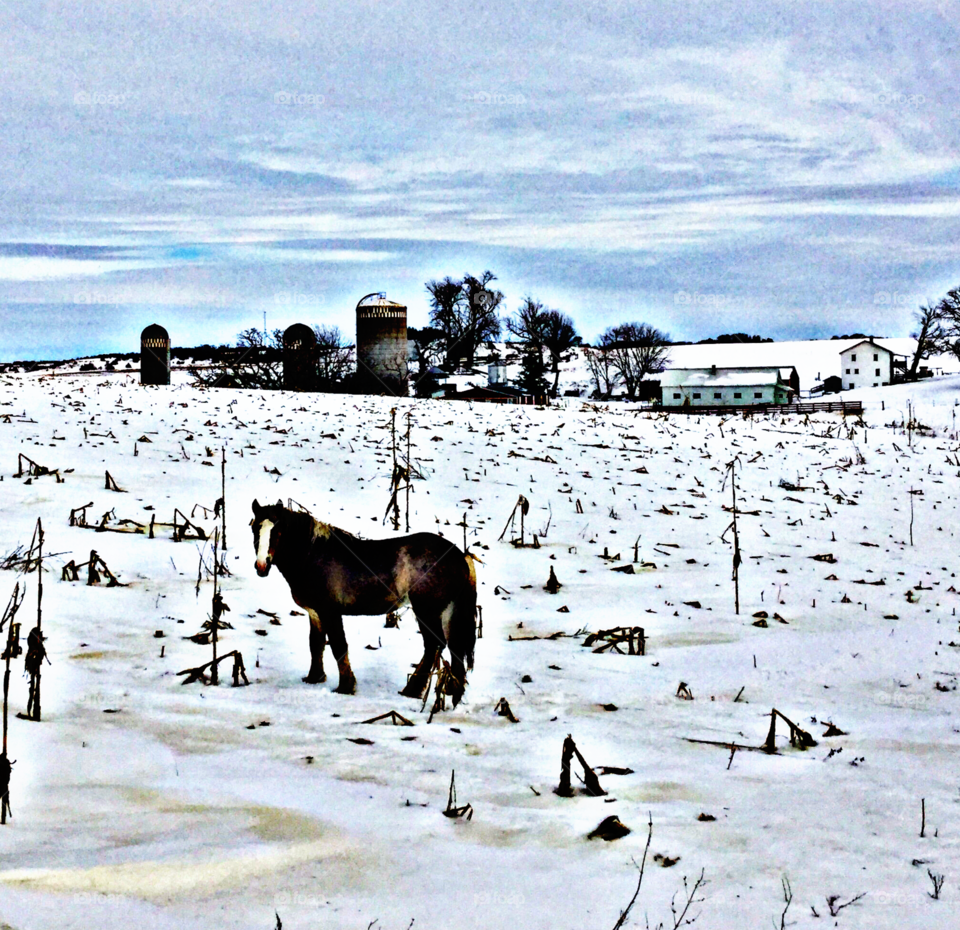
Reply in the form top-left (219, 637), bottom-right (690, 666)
top-left (251, 500), bottom-right (477, 704)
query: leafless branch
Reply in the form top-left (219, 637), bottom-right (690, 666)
top-left (612, 812), bottom-right (653, 930)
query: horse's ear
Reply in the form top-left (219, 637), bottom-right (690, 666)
top-left (276, 499), bottom-right (284, 510)
top-left (252, 499), bottom-right (262, 516)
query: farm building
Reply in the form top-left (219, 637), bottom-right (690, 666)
top-left (811, 374), bottom-right (844, 395)
top-left (356, 292), bottom-right (408, 396)
top-left (282, 323), bottom-right (317, 392)
top-left (140, 323), bottom-right (170, 385)
top-left (839, 338), bottom-right (904, 390)
top-left (660, 366), bottom-right (792, 407)
top-left (661, 339), bottom-right (934, 393)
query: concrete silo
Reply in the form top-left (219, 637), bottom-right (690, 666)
top-left (282, 323), bottom-right (318, 392)
top-left (355, 292), bottom-right (408, 396)
top-left (140, 323), bottom-right (171, 385)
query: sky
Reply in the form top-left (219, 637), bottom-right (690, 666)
top-left (0, 0), bottom-right (959, 361)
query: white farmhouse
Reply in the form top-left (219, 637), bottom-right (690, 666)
top-left (660, 366), bottom-right (791, 407)
top-left (838, 339), bottom-right (901, 390)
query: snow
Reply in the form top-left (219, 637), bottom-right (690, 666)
top-left (660, 369), bottom-right (783, 389)
top-left (0, 368), bottom-right (958, 928)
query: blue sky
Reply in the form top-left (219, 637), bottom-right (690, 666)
top-left (0, 0), bottom-right (958, 360)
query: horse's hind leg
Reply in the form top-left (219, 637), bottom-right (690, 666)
top-left (445, 587), bottom-right (476, 707)
top-left (325, 612), bottom-right (357, 695)
top-left (400, 616), bottom-right (440, 700)
top-left (448, 653), bottom-right (466, 707)
top-left (303, 609), bottom-right (327, 684)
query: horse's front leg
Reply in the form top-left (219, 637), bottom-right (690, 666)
top-left (303, 608), bottom-right (327, 684)
top-left (325, 612), bottom-right (357, 695)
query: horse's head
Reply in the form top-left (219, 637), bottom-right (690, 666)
top-left (251, 498), bottom-right (285, 577)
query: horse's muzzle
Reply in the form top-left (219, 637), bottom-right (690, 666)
top-left (255, 560), bottom-right (271, 577)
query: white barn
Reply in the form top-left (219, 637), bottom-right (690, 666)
top-left (839, 339), bottom-right (901, 390)
top-left (660, 366), bottom-right (791, 407)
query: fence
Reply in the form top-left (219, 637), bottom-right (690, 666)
top-left (663, 400), bottom-right (862, 417)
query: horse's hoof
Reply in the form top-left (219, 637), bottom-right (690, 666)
top-left (399, 682), bottom-right (425, 700)
top-left (335, 679), bottom-right (357, 695)
top-left (302, 673), bottom-right (326, 684)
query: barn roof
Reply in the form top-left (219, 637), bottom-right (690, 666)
top-left (840, 338), bottom-right (904, 356)
top-left (660, 367), bottom-right (787, 389)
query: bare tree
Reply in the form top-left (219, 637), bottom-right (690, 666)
top-left (908, 305), bottom-right (946, 378)
top-left (935, 286), bottom-right (960, 361)
top-left (584, 345), bottom-right (618, 399)
top-left (313, 325), bottom-right (355, 389)
top-left (425, 276), bottom-right (463, 369)
top-left (427, 271), bottom-right (503, 370)
top-left (409, 326), bottom-right (447, 397)
top-left (507, 297), bottom-right (551, 397)
top-left (506, 297), bottom-right (548, 344)
top-left (542, 310), bottom-right (581, 397)
top-left (599, 322), bottom-right (671, 400)
top-left (194, 327), bottom-right (283, 389)
top-left (459, 271), bottom-right (504, 368)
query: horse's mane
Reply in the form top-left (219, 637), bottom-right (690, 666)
top-left (282, 506), bottom-right (357, 543)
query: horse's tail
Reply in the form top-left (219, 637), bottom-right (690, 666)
top-left (450, 551), bottom-right (479, 671)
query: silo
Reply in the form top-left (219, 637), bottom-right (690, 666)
top-left (140, 323), bottom-right (171, 385)
top-left (282, 323), bottom-right (318, 392)
top-left (355, 293), bottom-right (408, 396)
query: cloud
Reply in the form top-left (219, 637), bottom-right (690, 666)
top-left (1, 1), bottom-right (959, 358)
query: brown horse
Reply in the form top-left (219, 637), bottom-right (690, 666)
top-left (251, 500), bottom-right (477, 704)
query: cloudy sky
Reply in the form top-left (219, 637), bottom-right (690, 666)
top-left (0, 0), bottom-right (958, 361)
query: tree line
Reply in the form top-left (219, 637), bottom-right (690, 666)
top-left (190, 268), bottom-right (673, 398)
top-left (415, 269), bottom-right (671, 399)
top-left (193, 325), bottom-right (354, 390)
top-left (183, 277), bottom-right (960, 398)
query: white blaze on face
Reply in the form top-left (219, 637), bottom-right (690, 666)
top-left (255, 519), bottom-right (274, 573)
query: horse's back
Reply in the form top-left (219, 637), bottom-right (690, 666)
top-left (368, 532), bottom-right (472, 593)
top-left (312, 530), bottom-right (471, 613)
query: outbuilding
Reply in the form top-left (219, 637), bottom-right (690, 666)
top-left (660, 366), bottom-right (791, 407)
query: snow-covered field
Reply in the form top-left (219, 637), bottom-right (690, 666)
top-left (0, 370), bottom-right (959, 929)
